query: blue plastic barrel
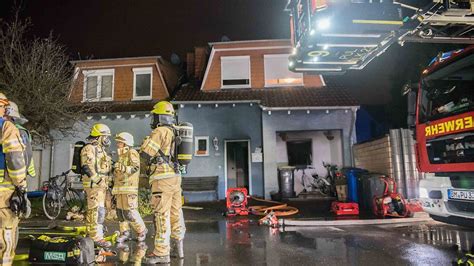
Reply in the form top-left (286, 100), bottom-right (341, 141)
top-left (343, 168), bottom-right (368, 203)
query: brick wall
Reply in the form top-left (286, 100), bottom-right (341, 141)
top-left (70, 57), bottom-right (169, 103)
top-left (187, 52), bottom-right (195, 78)
top-left (194, 47), bottom-right (208, 80)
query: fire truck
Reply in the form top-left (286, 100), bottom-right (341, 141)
top-left (406, 47), bottom-right (473, 226)
top-left (286, 0), bottom-right (474, 225)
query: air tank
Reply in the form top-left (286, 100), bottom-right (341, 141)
top-left (175, 122), bottom-right (193, 165)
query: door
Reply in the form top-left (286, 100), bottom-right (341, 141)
top-left (225, 140), bottom-right (250, 193)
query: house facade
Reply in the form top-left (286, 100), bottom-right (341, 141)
top-left (34, 56), bottom-right (180, 191)
top-left (174, 39), bottom-right (359, 200)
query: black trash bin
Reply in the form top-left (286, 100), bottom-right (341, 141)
top-left (278, 166), bottom-right (296, 198)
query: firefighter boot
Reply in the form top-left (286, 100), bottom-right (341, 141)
top-left (171, 239), bottom-right (184, 259)
top-left (95, 239), bottom-right (112, 248)
top-left (145, 254), bottom-right (170, 264)
top-left (117, 230), bottom-right (131, 243)
top-left (137, 228), bottom-right (148, 242)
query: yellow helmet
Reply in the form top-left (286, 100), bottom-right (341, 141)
top-left (151, 101), bottom-right (175, 116)
top-left (90, 123), bottom-right (111, 137)
top-left (115, 132), bottom-right (134, 147)
top-left (0, 92), bottom-right (10, 107)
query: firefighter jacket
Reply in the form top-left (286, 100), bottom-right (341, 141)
top-left (112, 147), bottom-right (140, 195)
top-left (16, 124), bottom-right (36, 178)
top-left (140, 126), bottom-right (179, 182)
top-left (80, 142), bottom-right (112, 189)
top-left (0, 119), bottom-right (26, 191)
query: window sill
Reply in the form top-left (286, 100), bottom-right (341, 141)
top-left (264, 83), bottom-right (304, 88)
top-left (221, 85), bottom-right (251, 89)
top-left (132, 97), bottom-right (152, 101)
top-left (81, 98), bottom-right (113, 103)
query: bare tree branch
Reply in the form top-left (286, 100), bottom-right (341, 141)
top-left (0, 14), bottom-right (88, 143)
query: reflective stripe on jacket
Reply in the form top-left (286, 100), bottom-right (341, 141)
top-left (140, 126), bottom-right (179, 182)
top-left (112, 147), bottom-right (140, 195)
top-left (0, 119), bottom-right (27, 190)
top-left (80, 143), bottom-right (111, 188)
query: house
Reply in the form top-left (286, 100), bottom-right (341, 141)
top-left (173, 39), bottom-right (359, 200)
top-left (34, 56), bottom-right (180, 191)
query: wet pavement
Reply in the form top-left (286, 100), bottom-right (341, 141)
top-left (14, 201), bottom-right (474, 265)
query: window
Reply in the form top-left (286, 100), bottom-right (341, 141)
top-left (287, 139), bottom-right (312, 167)
top-left (221, 56), bottom-right (251, 88)
top-left (195, 136), bottom-right (209, 156)
top-left (264, 54), bottom-right (303, 87)
top-left (133, 67), bottom-right (153, 100)
top-left (83, 69), bottom-right (114, 101)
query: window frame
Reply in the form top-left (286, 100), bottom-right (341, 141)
top-left (264, 54), bottom-right (304, 87)
top-left (194, 136), bottom-right (209, 156)
top-left (82, 69), bottom-right (115, 102)
top-left (220, 56), bottom-right (251, 89)
top-left (132, 67), bottom-right (153, 101)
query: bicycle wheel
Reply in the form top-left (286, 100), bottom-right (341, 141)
top-left (65, 190), bottom-right (86, 213)
top-left (43, 190), bottom-right (62, 220)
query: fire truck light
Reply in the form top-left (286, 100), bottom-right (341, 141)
top-left (289, 61), bottom-right (295, 67)
top-left (316, 18), bottom-right (330, 30)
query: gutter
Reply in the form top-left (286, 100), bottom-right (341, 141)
top-left (70, 55), bottom-right (162, 64)
top-left (171, 100), bottom-right (261, 105)
top-left (260, 106), bottom-right (359, 111)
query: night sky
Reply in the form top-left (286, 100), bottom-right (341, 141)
top-left (0, 0), bottom-right (462, 124)
top-left (1, 0), bottom-right (290, 59)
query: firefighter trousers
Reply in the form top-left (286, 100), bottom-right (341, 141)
top-left (116, 193), bottom-right (146, 234)
top-left (105, 189), bottom-right (118, 221)
top-left (0, 191), bottom-right (18, 266)
top-left (150, 176), bottom-right (186, 256)
top-left (84, 187), bottom-right (106, 241)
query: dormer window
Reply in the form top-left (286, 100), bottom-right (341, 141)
top-left (221, 56), bottom-right (251, 89)
top-left (264, 54), bottom-right (303, 87)
top-left (83, 69), bottom-right (114, 102)
top-left (133, 67), bottom-right (153, 100)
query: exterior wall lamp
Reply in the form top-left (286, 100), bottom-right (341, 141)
top-left (213, 137), bottom-right (219, 151)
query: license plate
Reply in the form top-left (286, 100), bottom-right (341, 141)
top-left (448, 189), bottom-right (474, 201)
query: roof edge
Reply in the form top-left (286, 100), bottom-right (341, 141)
top-left (261, 106), bottom-right (360, 111)
top-left (171, 100), bottom-right (261, 105)
top-left (209, 39), bottom-right (290, 47)
top-left (71, 56), bottom-right (162, 64)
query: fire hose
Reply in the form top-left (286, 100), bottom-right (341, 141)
top-left (248, 197), bottom-right (299, 227)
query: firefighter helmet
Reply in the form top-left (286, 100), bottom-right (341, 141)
top-left (151, 101), bottom-right (175, 116)
top-left (90, 123), bottom-right (111, 137)
top-left (0, 92), bottom-right (9, 106)
top-left (6, 101), bottom-right (28, 124)
top-left (115, 132), bottom-right (134, 147)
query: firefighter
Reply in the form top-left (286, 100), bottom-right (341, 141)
top-left (81, 123), bottom-right (113, 248)
top-left (113, 132), bottom-right (147, 243)
top-left (141, 101), bottom-right (185, 264)
top-left (0, 93), bottom-right (27, 266)
top-left (5, 101), bottom-right (36, 178)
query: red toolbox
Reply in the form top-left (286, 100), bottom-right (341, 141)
top-left (331, 201), bottom-right (359, 216)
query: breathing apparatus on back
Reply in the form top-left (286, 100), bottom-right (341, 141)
top-left (150, 101), bottom-right (193, 171)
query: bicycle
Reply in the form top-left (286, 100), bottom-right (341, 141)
top-left (42, 170), bottom-right (86, 220)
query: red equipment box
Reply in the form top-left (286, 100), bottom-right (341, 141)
top-left (226, 188), bottom-right (249, 216)
top-left (331, 201), bottom-right (359, 216)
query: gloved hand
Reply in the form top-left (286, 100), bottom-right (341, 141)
top-left (91, 174), bottom-right (102, 184)
top-left (114, 162), bottom-right (127, 173)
